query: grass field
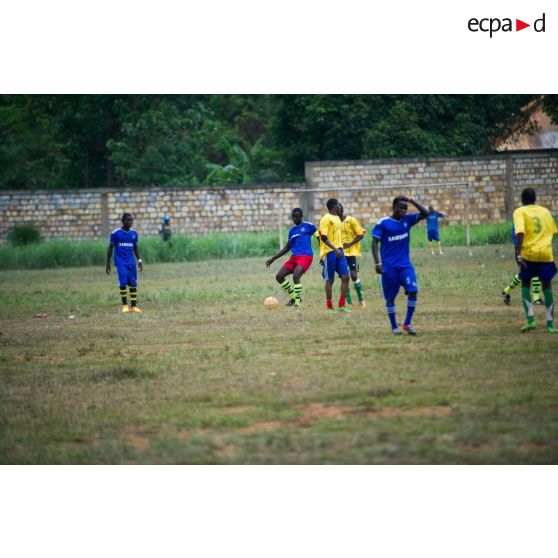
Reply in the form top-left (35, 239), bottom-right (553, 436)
top-left (1, 245), bottom-right (558, 464)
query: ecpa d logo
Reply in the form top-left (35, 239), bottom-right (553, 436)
top-left (468, 13), bottom-right (546, 37)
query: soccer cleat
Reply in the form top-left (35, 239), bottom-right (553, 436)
top-left (392, 327), bottom-right (403, 335)
top-left (286, 299), bottom-right (296, 306)
top-left (402, 324), bottom-right (417, 336)
top-left (533, 298), bottom-right (543, 305)
top-left (337, 306), bottom-right (352, 313)
top-left (547, 326), bottom-right (558, 333)
top-left (130, 306), bottom-right (142, 313)
top-left (122, 305), bottom-right (130, 313)
top-left (359, 300), bottom-right (366, 309)
top-left (326, 307), bottom-right (335, 312)
top-left (520, 322), bottom-right (536, 332)
top-left (502, 291), bottom-right (511, 306)
top-left (439, 251), bottom-right (444, 255)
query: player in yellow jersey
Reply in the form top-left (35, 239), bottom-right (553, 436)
top-left (319, 198), bottom-right (351, 312)
top-left (338, 203), bottom-right (366, 308)
top-left (513, 188), bottom-right (558, 333)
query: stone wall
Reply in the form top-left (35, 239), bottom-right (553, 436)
top-left (1, 150), bottom-right (557, 243)
top-left (305, 150), bottom-right (558, 227)
top-left (0, 184), bottom-right (304, 243)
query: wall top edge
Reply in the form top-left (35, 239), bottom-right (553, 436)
top-left (305, 149), bottom-right (558, 169)
top-left (0, 182), bottom-right (307, 196)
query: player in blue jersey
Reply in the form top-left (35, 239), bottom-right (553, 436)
top-left (426, 205), bottom-right (445, 255)
top-left (266, 208), bottom-right (317, 308)
top-left (372, 196), bottom-right (429, 335)
top-left (106, 213), bottom-right (144, 313)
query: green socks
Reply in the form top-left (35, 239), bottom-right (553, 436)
top-left (293, 283), bottom-right (302, 306)
top-left (354, 279), bottom-right (364, 302)
top-left (347, 280), bottom-right (364, 305)
top-left (521, 286), bottom-right (535, 324)
top-left (504, 274), bottom-right (520, 295)
top-left (281, 279), bottom-right (295, 300)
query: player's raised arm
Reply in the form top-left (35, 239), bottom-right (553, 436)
top-left (408, 197), bottom-right (429, 221)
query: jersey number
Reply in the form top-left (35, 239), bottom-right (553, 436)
top-left (532, 216), bottom-right (542, 234)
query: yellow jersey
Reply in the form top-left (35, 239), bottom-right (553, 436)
top-left (319, 213), bottom-right (342, 260)
top-left (340, 215), bottom-right (366, 257)
top-left (513, 204), bottom-right (557, 262)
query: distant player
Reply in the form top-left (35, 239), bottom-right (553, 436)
top-left (106, 213), bottom-right (144, 313)
top-left (159, 215), bottom-right (172, 241)
top-left (502, 225), bottom-right (542, 306)
top-left (426, 205), bottom-right (445, 255)
top-left (266, 208), bottom-right (316, 308)
top-left (372, 196), bottom-right (429, 335)
top-left (319, 199), bottom-right (351, 312)
top-left (338, 203), bottom-right (366, 308)
top-left (512, 188), bottom-right (558, 333)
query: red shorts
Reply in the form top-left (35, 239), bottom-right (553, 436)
top-left (283, 254), bottom-right (313, 273)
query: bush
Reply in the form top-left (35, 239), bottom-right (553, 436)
top-left (7, 224), bottom-right (42, 246)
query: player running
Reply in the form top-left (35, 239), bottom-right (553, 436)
top-left (372, 196), bottom-right (429, 335)
top-left (426, 205), bottom-right (445, 255)
top-left (512, 188), bottom-right (558, 333)
top-left (501, 225), bottom-right (542, 306)
top-left (106, 213), bottom-right (144, 313)
top-left (266, 208), bottom-right (317, 308)
top-left (319, 199), bottom-right (351, 312)
top-left (338, 203), bottom-right (367, 308)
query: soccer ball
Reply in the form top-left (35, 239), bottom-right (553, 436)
top-left (264, 296), bottom-right (279, 309)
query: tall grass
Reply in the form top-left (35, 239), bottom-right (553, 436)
top-left (0, 221), bottom-right (518, 270)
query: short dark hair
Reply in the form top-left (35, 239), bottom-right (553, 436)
top-left (326, 198), bottom-right (339, 210)
top-left (392, 196), bottom-right (407, 208)
top-left (121, 212), bottom-right (133, 221)
top-left (292, 207), bottom-right (303, 215)
top-left (521, 188), bottom-right (536, 205)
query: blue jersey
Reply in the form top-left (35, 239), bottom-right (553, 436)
top-left (288, 222), bottom-right (317, 256)
top-left (372, 213), bottom-right (420, 269)
top-left (109, 228), bottom-right (139, 267)
top-left (426, 211), bottom-right (444, 232)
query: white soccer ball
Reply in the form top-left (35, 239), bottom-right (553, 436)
top-left (264, 296), bottom-right (279, 309)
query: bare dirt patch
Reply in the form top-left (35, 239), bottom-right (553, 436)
top-left (241, 421), bottom-right (282, 434)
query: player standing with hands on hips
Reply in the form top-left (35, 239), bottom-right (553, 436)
top-left (372, 196), bottom-right (429, 335)
top-left (106, 213), bottom-right (144, 313)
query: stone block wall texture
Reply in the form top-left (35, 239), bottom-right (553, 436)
top-left (305, 150), bottom-right (558, 228)
top-left (1, 151), bottom-right (557, 243)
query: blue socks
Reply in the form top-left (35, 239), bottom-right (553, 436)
top-left (387, 295), bottom-right (417, 330)
top-left (386, 301), bottom-right (398, 330)
top-left (405, 294), bottom-right (417, 326)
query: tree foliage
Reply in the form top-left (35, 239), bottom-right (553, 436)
top-left (0, 94), bottom-right (542, 190)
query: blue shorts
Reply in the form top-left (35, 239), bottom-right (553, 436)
top-left (519, 261), bottom-right (557, 283)
top-left (116, 263), bottom-right (138, 288)
top-left (379, 265), bottom-right (418, 301)
top-left (427, 229), bottom-right (440, 242)
top-left (321, 250), bottom-right (349, 282)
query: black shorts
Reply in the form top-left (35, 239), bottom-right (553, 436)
top-left (345, 256), bottom-right (359, 272)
